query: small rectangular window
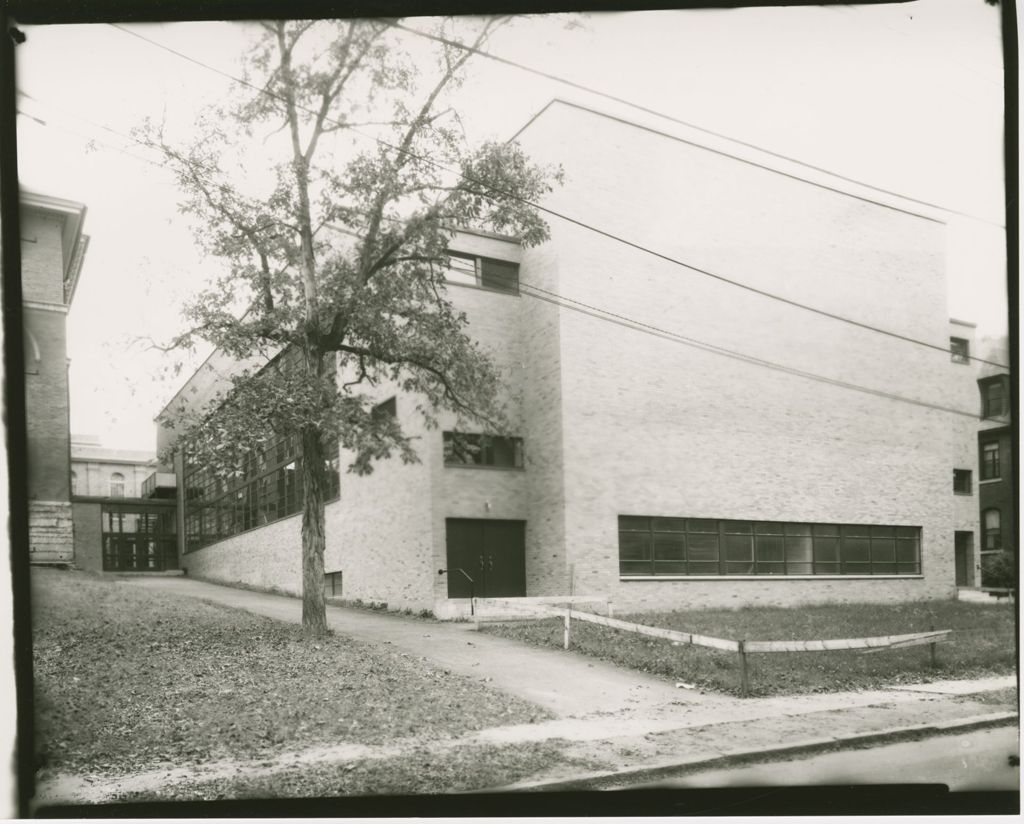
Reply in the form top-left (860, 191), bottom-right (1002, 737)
top-left (445, 251), bottom-right (519, 295)
top-left (953, 469), bottom-right (972, 494)
top-left (981, 376), bottom-right (1008, 419)
top-left (443, 432), bottom-right (524, 468)
top-left (981, 442), bottom-right (1000, 480)
top-left (480, 258), bottom-right (519, 293)
top-left (983, 508), bottom-right (1002, 550)
top-left (950, 337), bottom-right (970, 364)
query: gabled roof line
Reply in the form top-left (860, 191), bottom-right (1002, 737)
top-left (510, 98), bottom-right (946, 225)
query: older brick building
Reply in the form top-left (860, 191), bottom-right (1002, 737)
top-left (160, 100), bottom-right (981, 615)
top-left (975, 339), bottom-right (1013, 584)
top-left (70, 434), bottom-right (156, 499)
top-left (21, 191), bottom-right (89, 565)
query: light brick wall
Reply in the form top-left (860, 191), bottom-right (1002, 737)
top-left (178, 505), bottom-right (345, 595)
top-left (515, 102), bottom-right (960, 611)
top-left (157, 104), bottom-right (974, 615)
top-left (948, 320), bottom-right (981, 585)
top-left (331, 402), bottom-right (435, 610)
top-left (71, 460), bottom-right (153, 497)
top-left (518, 241), bottom-right (570, 596)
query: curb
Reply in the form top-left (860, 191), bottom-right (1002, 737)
top-left (493, 711), bottom-right (1019, 792)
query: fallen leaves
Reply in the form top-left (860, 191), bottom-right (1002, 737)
top-left (32, 568), bottom-right (551, 778)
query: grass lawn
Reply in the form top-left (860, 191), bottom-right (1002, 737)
top-left (32, 568), bottom-right (557, 793)
top-left (481, 600), bottom-right (1017, 697)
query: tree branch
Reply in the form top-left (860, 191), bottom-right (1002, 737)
top-left (341, 354), bottom-right (372, 389)
top-left (335, 342), bottom-right (500, 429)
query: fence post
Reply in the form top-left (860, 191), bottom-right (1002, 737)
top-left (928, 621), bottom-right (937, 668)
top-left (738, 640), bottom-right (749, 697)
top-left (563, 605), bottom-right (571, 650)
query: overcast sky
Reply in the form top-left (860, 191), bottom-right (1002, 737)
top-left (15, 0), bottom-right (1007, 451)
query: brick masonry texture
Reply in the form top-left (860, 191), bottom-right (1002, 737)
top-left (23, 207), bottom-right (74, 563)
top-left (514, 102), bottom-right (963, 612)
top-left (181, 507), bottom-right (335, 596)
top-left (24, 306), bottom-right (71, 503)
top-left (72, 460), bottom-right (153, 498)
top-left (978, 427), bottom-right (1014, 556)
top-left (29, 501), bottom-right (74, 564)
top-left (20, 210), bottom-right (66, 305)
top-left (162, 104), bottom-right (979, 615)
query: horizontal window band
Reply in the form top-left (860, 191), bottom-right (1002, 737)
top-left (183, 494), bottom-right (340, 553)
top-left (443, 465), bottom-right (526, 472)
top-left (619, 574), bottom-right (926, 582)
top-left (445, 280), bottom-right (520, 297)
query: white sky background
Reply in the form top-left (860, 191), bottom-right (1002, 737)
top-left (15, 0), bottom-right (1008, 452)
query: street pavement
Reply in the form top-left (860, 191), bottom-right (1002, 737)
top-left (637, 725), bottom-right (1019, 792)
top-left (121, 575), bottom-right (1018, 789)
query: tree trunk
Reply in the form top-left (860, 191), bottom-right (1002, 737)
top-left (300, 420), bottom-right (328, 636)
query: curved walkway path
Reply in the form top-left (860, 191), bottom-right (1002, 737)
top-left (122, 576), bottom-right (1015, 730)
top-left (37, 575), bottom-right (1015, 803)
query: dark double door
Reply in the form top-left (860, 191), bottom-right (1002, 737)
top-left (101, 503), bottom-right (178, 572)
top-left (445, 519), bottom-right (526, 598)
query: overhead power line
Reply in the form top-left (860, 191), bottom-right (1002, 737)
top-left (16, 106), bottom-right (173, 174)
top-left (516, 280), bottom-right (986, 421)
top-left (384, 19), bottom-right (1006, 230)
top-left (104, 23), bottom-right (1010, 373)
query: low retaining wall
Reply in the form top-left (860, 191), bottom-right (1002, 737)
top-left (29, 500), bottom-right (74, 564)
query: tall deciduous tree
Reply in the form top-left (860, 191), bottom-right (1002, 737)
top-left (144, 18), bottom-right (560, 634)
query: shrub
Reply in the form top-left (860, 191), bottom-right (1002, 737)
top-left (981, 551), bottom-right (1017, 590)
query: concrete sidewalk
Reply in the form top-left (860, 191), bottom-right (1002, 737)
top-left (120, 576), bottom-right (1018, 788)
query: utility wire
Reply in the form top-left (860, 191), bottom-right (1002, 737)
top-left (516, 280), bottom-right (986, 421)
top-left (34, 71), bottom-right (984, 422)
top-left (384, 19), bottom-right (1006, 230)
top-left (342, 206), bottom-right (994, 421)
top-left (16, 106), bottom-right (174, 175)
top-left (104, 22), bottom-right (1011, 372)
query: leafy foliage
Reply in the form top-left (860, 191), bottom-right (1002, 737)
top-left (981, 551), bottom-right (1017, 589)
top-left (140, 18), bottom-right (562, 630)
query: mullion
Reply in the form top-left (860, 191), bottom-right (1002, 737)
top-left (649, 519), bottom-right (655, 576)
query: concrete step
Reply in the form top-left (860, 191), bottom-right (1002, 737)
top-left (957, 588), bottom-right (1015, 604)
top-left (106, 570), bottom-right (186, 578)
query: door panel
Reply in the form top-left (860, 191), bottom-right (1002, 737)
top-left (445, 519), bottom-right (526, 598)
top-left (445, 519), bottom-right (483, 597)
top-left (483, 521), bottom-right (526, 597)
top-left (954, 532), bottom-right (971, 586)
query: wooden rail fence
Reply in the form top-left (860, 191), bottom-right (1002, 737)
top-left (475, 597), bottom-right (952, 696)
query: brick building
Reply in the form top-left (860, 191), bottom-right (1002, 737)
top-left (70, 434), bottom-right (156, 499)
top-left (21, 191), bottom-right (89, 565)
top-left (975, 338), bottom-right (1013, 583)
top-left (159, 100), bottom-right (982, 615)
